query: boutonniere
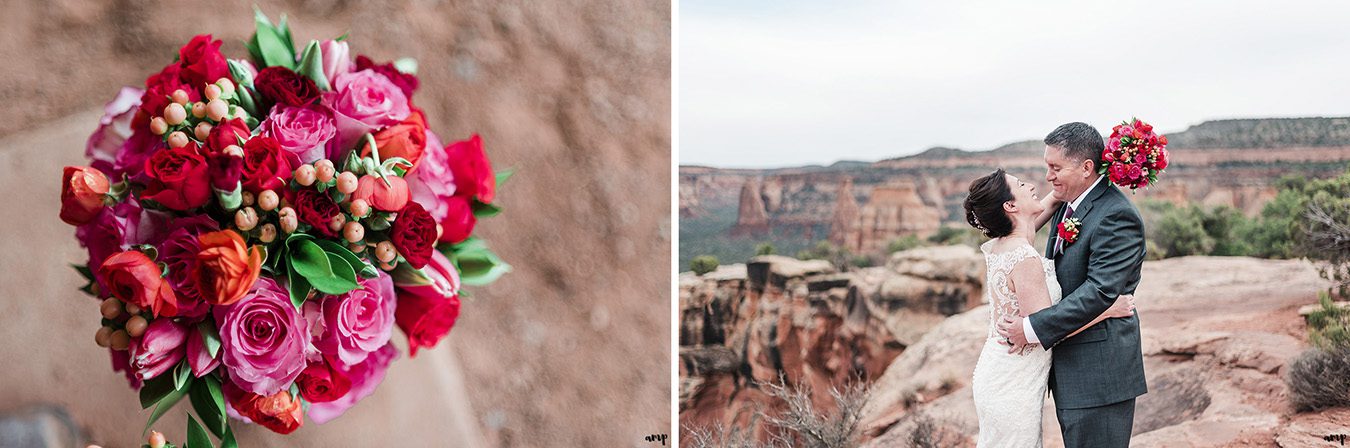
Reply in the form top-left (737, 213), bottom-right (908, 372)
top-left (1058, 218), bottom-right (1082, 244)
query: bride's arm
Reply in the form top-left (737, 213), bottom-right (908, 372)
top-left (1033, 193), bottom-right (1064, 232)
top-left (1064, 294), bottom-right (1135, 339)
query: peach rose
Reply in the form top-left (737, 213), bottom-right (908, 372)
top-left (193, 230), bottom-right (263, 306)
top-left (61, 166), bottom-right (111, 225)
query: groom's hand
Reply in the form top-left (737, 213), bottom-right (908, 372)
top-left (997, 315), bottom-right (1030, 354)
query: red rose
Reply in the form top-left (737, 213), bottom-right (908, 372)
top-left (140, 64), bottom-right (198, 117)
top-left (394, 292), bottom-right (460, 357)
top-left (293, 189), bottom-right (342, 238)
top-left (61, 166), bottom-right (111, 225)
top-left (355, 55), bottom-right (419, 97)
top-left (445, 134), bottom-right (495, 204)
top-left (390, 201), bottom-right (436, 269)
top-left (240, 136), bottom-right (295, 194)
top-left (438, 194), bottom-right (477, 244)
top-left (177, 34), bottom-right (229, 87)
top-left (295, 357), bottom-right (352, 403)
top-left (206, 146), bottom-right (243, 191)
top-left (99, 251), bottom-right (179, 318)
top-left (207, 117), bottom-right (251, 152)
top-left (224, 382), bottom-right (304, 434)
top-left (255, 66), bottom-right (320, 109)
top-left (360, 108), bottom-right (428, 171)
top-left (143, 144), bottom-right (211, 210)
top-left (1155, 149), bottom-right (1169, 170)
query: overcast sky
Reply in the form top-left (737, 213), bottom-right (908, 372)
top-left (679, 0), bottom-right (1350, 168)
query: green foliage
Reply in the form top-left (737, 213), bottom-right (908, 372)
top-left (887, 235), bottom-right (923, 253)
top-left (690, 255), bottom-right (720, 276)
top-left (850, 255), bottom-right (875, 268)
top-left (1308, 291), bottom-right (1350, 350)
top-left (755, 243), bottom-right (777, 256)
top-left (1152, 205), bottom-right (1214, 257)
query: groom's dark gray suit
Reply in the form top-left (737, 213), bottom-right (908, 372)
top-left (1029, 178), bottom-right (1148, 447)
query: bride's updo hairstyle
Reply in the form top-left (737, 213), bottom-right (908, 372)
top-left (964, 169), bottom-right (1014, 238)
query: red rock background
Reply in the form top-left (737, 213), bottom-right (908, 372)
top-left (0, 0), bottom-right (671, 446)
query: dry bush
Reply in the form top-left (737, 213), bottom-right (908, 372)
top-left (684, 377), bottom-right (871, 448)
top-left (1286, 345), bottom-right (1350, 412)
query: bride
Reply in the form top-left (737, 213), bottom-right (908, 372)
top-left (964, 169), bottom-right (1135, 447)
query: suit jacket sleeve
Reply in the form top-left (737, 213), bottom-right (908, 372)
top-left (1028, 205), bottom-right (1145, 348)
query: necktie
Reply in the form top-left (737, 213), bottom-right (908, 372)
top-left (1054, 204), bottom-right (1075, 257)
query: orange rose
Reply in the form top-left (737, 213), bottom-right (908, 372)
top-left (224, 383), bottom-right (304, 434)
top-left (100, 251), bottom-right (179, 318)
top-left (193, 230), bottom-right (263, 306)
top-left (60, 166), bottom-right (111, 225)
top-left (360, 108), bottom-right (427, 171)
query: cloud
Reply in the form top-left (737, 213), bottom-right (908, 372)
top-left (680, 0), bottom-right (1350, 168)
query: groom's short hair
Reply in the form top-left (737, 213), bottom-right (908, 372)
top-left (1044, 122), bottom-right (1105, 166)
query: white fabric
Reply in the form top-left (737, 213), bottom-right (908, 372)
top-left (973, 240), bottom-right (1062, 448)
top-left (1023, 175), bottom-right (1100, 344)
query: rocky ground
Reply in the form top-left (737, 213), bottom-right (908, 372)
top-left (681, 250), bottom-right (1346, 447)
top-left (0, 1), bottom-right (670, 447)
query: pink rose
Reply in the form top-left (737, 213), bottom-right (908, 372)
top-left (323, 69), bottom-right (410, 150)
top-left (114, 126), bottom-right (165, 180)
top-left (314, 273), bottom-right (396, 366)
top-left (217, 278), bottom-right (310, 395)
top-left (305, 343), bottom-right (398, 424)
top-left (319, 40), bottom-right (353, 83)
top-left (406, 131), bottom-right (457, 222)
top-left (1127, 165), bottom-right (1143, 180)
top-left (87, 87), bottom-right (143, 175)
top-left (261, 105), bottom-right (337, 164)
top-left (129, 318), bottom-right (189, 381)
top-left (393, 250), bottom-right (461, 301)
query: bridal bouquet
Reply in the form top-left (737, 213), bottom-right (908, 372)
top-left (1101, 118), bottom-right (1169, 190)
top-left (61, 10), bottom-right (509, 447)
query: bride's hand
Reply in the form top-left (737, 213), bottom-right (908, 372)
top-left (1105, 294), bottom-right (1136, 318)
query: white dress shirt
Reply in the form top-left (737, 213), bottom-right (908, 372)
top-left (1023, 175), bottom-right (1104, 345)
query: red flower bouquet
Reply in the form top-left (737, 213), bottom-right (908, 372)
top-left (62, 9), bottom-right (512, 447)
top-left (1101, 118), bottom-right (1169, 191)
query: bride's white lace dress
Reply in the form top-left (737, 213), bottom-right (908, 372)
top-left (972, 240), bottom-right (1061, 448)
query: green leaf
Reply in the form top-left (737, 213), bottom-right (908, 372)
top-left (72, 264), bottom-right (94, 282)
top-left (335, 31), bottom-right (350, 42)
top-left (193, 321), bottom-right (222, 359)
top-left (314, 239), bottom-right (378, 278)
top-left (142, 385), bottom-right (188, 436)
top-left (186, 415), bottom-right (211, 448)
top-left (279, 14), bottom-right (296, 52)
top-left (495, 168), bottom-right (515, 186)
top-left (189, 375), bottom-right (227, 438)
top-left (309, 252), bottom-right (359, 294)
top-left (139, 373), bottom-right (176, 409)
top-left (237, 86), bottom-right (258, 118)
top-left (449, 238), bottom-right (511, 286)
top-left (471, 200), bottom-right (502, 218)
top-left (296, 40), bottom-right (330, 90)
top-left (252, 7), bottom-right (295, 69)
top-left (394, 57), bottom-right (418, 75)
top-left (290, 240), bottom-right (334, 279)
top-left (172, 359), bottom-right (191, 392)
top-left (220, 424), bottom-right (237, 448)
top-left (226, 59), bottom-right (255, 87)
top-left (287, 260), bottom-right (312, 309)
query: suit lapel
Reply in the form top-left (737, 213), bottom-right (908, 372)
top-left (1046, 202), bottom-right (1066, 259)
top-left (1051, 177), bottom-right (1111, 259)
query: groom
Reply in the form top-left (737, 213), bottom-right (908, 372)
top-left (998, 122), bottom-right (1148, 447)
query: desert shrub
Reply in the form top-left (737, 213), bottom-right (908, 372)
top-left (1286, 345), bottom-right (1350, 412)
top-left (850, 255), bottom-right (875, 268)
top-left (795, 241), bottom-right (857, 271)
top-left (908, 412), bottom-right (958, 448)
top-left (928, 226), bottom-right (972, 245)
top-left (684, 422), bottom-right (779, 448)
top-left (755, 243), bottom-right (777, 256)
top-left (759, 377), bottom-right (869, 448)
top-left (1153, 205), bottom-right (1214, 257)
top-left (1144, 239), bottom-right (1166, 261)
top-left (690, 255), bottom-right (720, 276)
top-left (887, 235), bottom-right (923, 253)
top-left (1307, 291), bottom-right (1350, 350)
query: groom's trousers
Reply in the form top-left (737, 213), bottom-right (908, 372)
top-left (1056, 398), bottom-right (1135, 448)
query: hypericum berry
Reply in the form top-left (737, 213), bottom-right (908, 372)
top-left (191, 101), bottom-right (207, 119)
top-left (258, 190), bottom-right (280, 211)
top-left (279, 207), bottom-right (298, 233)
top-left (125, 315), bottom-right (148, 338)
top-left (204, 84), bottom-right (222, 101)
top-left (100, 298), bottom-right (123, 320)
top-left (348, 242), bottom-right (366, 253)
top-left (223, 144), bottom-right (244, 158)
top-left (315, 159), bottom-right (336, 183)
top-left (336, 172), bottom-right (359, 194)
top-left (150, 117), bottom-right (168, 135)
top-left (329, 214), bottom-right (346, 233)
top-left (167, 131), bottom-right (190, 149)
top-left (295, 165), bottom-right (317, 186)
top-left (95, 326), bottom-right (113, 348)
top-left (375, 241), bottom-right (397, 263)
top-left (148, 431), bottom-right (167, 448)
top-left (194, 122), bottom-right (213, 141)
top-left (109, 329), bottom-right (131, 351)
top-left (124, 302), bottom-right (142, 315)
top-left (343, 221), bottom-right (365, 243)
top-left (241, 191), bottom-right (256, 207)
top-left (235, 207), bottom-right (259, 231)
top-left (349, 199), bottom-right (370, 218)
top-left (164, 103), bottom-right (187, 125)
top-left (216, 77), bottom-right (236, 95)
top-left (259, 223), bottom-right (277, 243)
top-left (170, 89), bottom-right (190, 105)
top-left (206, 99), bottom-right (229, 122)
